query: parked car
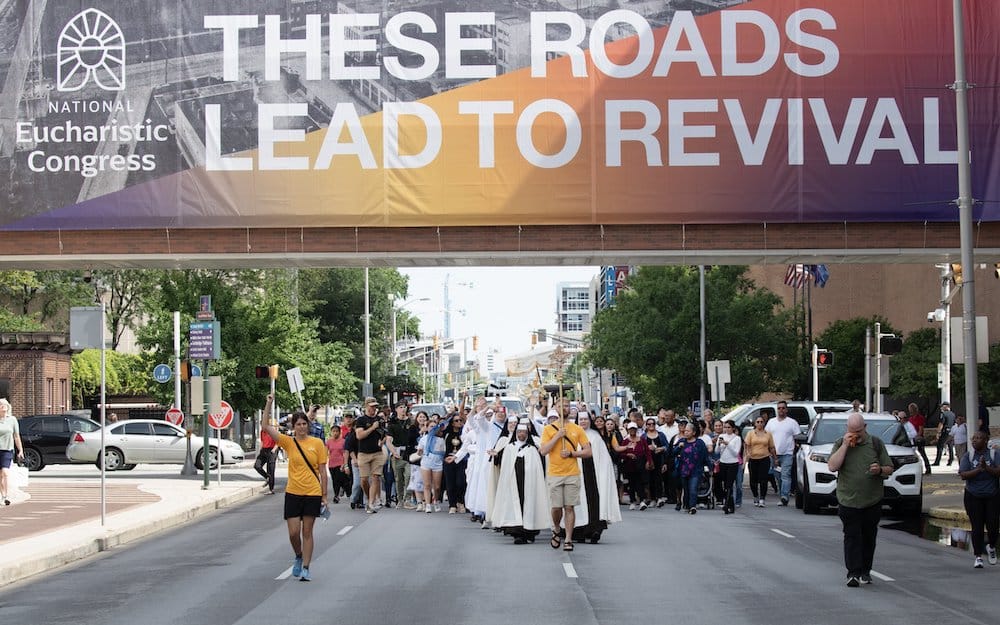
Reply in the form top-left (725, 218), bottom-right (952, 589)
top-left (66, 419), bottom-right (245, 471)
top-left (794, 412), bottom-right (922, 517)
top-left (409, 403), bottom-right (448, 418)
top-left (722, 401), bottom-right (854, 436)
top-left (19, 414), bottom-right (102, 471)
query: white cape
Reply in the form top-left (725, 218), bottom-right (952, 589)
top-left (586, 429), bottom-right (623, 524)
top-left (491, 437), bottom-right (550, 531)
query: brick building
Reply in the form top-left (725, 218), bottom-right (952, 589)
top-left (0, 333), bottom-right (73, 416)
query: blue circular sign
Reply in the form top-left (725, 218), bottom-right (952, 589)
top-left (153, 364), bottom-right (172, 383)
top-left (191, 364), bottom-right (202, 378)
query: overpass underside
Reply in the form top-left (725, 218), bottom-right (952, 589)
top-left (0, 222), bottom-right (999, 269)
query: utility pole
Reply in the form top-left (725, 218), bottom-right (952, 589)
top-left (951, 0), bottom-right (980, 432)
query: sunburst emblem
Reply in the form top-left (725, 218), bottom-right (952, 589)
top-left (57, 9), bottom-right (126, 92)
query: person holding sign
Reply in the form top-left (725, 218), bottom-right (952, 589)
top-left (262, 394), bottom-right (328, 582)
top-left (539, 396), bottom-right (592, 552)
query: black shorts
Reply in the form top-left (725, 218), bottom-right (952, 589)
top-left (284, 493), bottom-right (322, 519)
top-left (0, 449), bottom-right (12, 469)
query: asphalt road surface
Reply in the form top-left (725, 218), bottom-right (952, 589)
top-left (1, 494), bottom-right (997, 625)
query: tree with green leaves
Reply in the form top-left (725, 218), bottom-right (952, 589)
top-left (137, 269), bottom-right (359, 415)
top-left (0, 270), bottom-right (94, 331)
top-left (813, 316), bottom-right (899, 403)
top-left (297, 268), bottom-right (415, 384)
top-left (885, 327), bottom-right (940, 411)
top-left (585, 266), bottom-right (798, 410)
top-left (71, 350), bottom-right (151, 408)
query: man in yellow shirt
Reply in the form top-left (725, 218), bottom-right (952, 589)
top-left (539, 397), bottom-right (592, 551)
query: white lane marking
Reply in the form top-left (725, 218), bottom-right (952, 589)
top-left (337, 525), bottom-right (354, 536)
top-left (275, 567), bottom-right (294, 581)
top-left (870, 570), bottom-right (895, 582)
top-left (563, 563), bottom-right (578, 578)
top-left (771, 528), bottom-right (795, 539)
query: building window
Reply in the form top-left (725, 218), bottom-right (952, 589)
top-left (60, 379), bottom-right (68, 412)
top-left (47, 377), bottom-right (54, 412)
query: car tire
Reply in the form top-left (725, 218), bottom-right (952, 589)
top-left (802, 477), bottom-right (820, 515)
top-left (99, 448), bottom-right (125, 471)
top-left (195, 447), bottom-right (219, 471)
top-left (120, 464), bottom-right (137, 471)
top-left (794, 486), bottom-right (803, 510)
top-left (23, 446), bottom-right (44, 472)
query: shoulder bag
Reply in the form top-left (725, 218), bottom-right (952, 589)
top-left (292, 437), bottom-right (329, 519)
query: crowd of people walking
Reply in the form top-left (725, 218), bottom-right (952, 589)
top-left (257, 393), bottom-right (999, 581)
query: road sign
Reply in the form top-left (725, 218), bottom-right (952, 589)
top-left (286, 367), bottom-right (305, 393)
top-left (165, 407), bottom-right (184, 425)
top-left (153, 364), bottom-right (172, 383)
top-left (207, 400), bottom-right (233, 430)
top-left (188, 321), bottom-right (221, 360)
top-left (191, 363), bottom-right (202, 377)
top-left (707, 360), bottom-right (731, 402)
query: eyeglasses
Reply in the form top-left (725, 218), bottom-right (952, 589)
top-left (755, 420), bottom-right (764, 424)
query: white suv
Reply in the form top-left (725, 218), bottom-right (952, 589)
top-left (722, 401), bottom-right (853, 436)
top-left (794, 412), bottom-right (922, 517)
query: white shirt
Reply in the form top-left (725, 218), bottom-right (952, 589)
top-left (717, 433), bottom-right (742, 464)
top-left (765, 416), bottom-right (799, 456)
top-left (952, 423), bottom-right (968, 445)
top-left (657, 422), bottom-right (679, 442)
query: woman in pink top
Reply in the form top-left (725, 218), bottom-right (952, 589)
top-left (326, 427), bottom-right (349, 504)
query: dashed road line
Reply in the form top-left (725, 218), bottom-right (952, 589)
top-left (337, 525), bottom-right (354, 536)
top-left (563, 563), bottom-right (578, 578)
top-left (275, 567), bottom-right (294, 580)
top-left (870, 570), bottom-right (895, 582)
top-left (771, 528), bottom-right (795, 539)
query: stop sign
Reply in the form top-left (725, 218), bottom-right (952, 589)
top-left (207, 400), bottom-right (234, 430)
top-left (164, 407), bottom-right (184, 425)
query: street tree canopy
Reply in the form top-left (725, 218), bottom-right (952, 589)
top-left (585, 266), bottom-right (798, 410)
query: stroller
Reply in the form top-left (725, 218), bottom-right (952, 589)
top-left (695, 466), bottom-right (716, 510)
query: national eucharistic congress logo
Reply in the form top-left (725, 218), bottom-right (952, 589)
top-left (57, 8), bottom-right (126, 92)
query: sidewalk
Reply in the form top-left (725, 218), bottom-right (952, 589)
top-left (922, 460), bottom-right (970, 525)
top-left (0, 463), bottom-right (274, 587)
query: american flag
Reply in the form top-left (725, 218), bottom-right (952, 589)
top-left (784, 264), bottom-right (811, 288)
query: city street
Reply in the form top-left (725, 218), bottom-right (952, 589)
top-left (1, 473), bottom-right (997, 625)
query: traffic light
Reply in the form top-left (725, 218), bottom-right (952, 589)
top-left (433, 335), bottom-right (440, 350)
top-left (816, 350), bottom-right (834, 367)
top-left (880, 336), bottom-right (903, 355)
top-left (951, 263), bottom-right (963, 285)
top-left (531, 332), bottom-right (537, 345)
top-left (269, 364), bottom-right (279, 380)
top-left (180, 360), bottom-right (192, 382)
top-left (472, 335), bottom-right (479, 351)
top-left (254, 365), bottom-right (269, 379)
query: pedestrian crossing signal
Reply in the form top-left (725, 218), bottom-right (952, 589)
top-left (180, 360), bottom-right (192, 382)
top-left (254, 365), bottom-right (269, 379)
top-left (817, 350), bottom-right (834, 367)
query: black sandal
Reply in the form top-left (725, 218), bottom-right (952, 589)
top-left (563, 541), bottom-right (574, 552)
top-left (550, 534), bottom-right (562, 549)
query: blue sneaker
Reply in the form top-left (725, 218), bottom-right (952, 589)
top-left (292, 556), bottom-right (303, 578)
top-left (300, 567), bottom-right (311, 582)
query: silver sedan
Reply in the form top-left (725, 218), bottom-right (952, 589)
top-left (66, 419), bottom-right (245, 471)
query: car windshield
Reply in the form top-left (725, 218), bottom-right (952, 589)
top-left (499, 399), bottom-right (525, 415)
top-left (812, 418), bottom-right (910, 447)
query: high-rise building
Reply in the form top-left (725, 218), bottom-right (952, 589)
top-left (556, 282), bottom-right (591, 334)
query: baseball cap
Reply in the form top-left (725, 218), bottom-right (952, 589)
top-left (364, 397), bottom-right (379, 407)
top-left (626, 422), bottom-right (639, 430)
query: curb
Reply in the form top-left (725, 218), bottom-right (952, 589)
top-left (0, 484), bottom-right (260, 587)
top-left (928, 506), bottom-right (968, 524)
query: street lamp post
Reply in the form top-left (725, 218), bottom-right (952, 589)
top-left (390, 295), bottom-right (430, 375)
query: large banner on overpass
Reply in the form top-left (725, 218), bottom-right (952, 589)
top-left (0, 0), bottom-right (997, 230)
